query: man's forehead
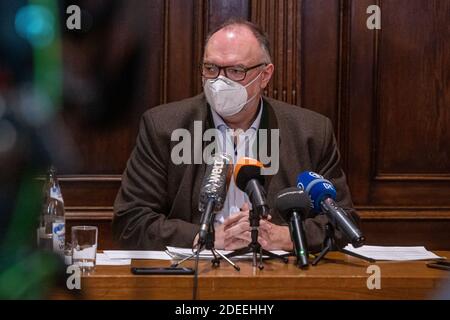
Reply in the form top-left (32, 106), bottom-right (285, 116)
top-left (204, 26), bottom-right (262, 65)
top-left (210, 25), bottom-right (256, 44)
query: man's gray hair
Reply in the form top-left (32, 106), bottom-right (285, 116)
top-left (204, 18), bottom-right (273, 64)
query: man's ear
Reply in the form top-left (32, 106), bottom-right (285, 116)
top-left (260, 64), bottom-right (274, 89)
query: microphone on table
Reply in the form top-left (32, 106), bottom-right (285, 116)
top-left (198, 153), bottom-right (233, 243)
top-left (234, 157), bottom-right (269, 219)
top-left (275, 187), bottom-right (311, 269)
top-left (297, 171), bottom-right (365, 248)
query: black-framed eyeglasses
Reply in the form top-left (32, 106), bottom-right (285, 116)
top-left (200, 62), bottom-right (267, 82)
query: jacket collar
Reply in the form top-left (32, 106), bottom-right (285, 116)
top-left (202, 94), bottom-right (280, 136)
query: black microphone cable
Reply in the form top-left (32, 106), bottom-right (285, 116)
top-left (193, 240), bottom-right (201, 300)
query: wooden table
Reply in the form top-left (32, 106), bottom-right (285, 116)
top-left (52, 251), bottom-right (450, 300)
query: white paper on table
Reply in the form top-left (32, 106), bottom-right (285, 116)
top-left (343, 245), bottom-right (445, 261)
top-left (96, 253), bottom-right (131, 266)
top-left (103, 250), bottom-right (173, 260)
top-left (166, 246), bottom-right (290, 260)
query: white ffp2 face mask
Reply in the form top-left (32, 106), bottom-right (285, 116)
top-left (203, 72), bottom-right (262, 118)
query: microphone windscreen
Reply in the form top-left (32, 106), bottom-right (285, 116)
top-left (234, 157), bottom-right (265, 191)
top-left (199, 153), bottom-right (233, 212)
top-left (275, 187), bottom-right (311, 221)
top-left (296, 171), bottom-right (337, 212)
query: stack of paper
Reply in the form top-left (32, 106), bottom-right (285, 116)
top-left (96, 253), bottom-right (131, 266)
top-left (343, 245), bottom-right (444, 261)
top-left (102, 250), bottom-right (172, 260)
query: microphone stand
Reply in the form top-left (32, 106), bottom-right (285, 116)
top-left (312, 223), bottom-right (375, 265)
top-left (224, 208), bottom-right (289, 270)
top-left (290, 211), bottom-right (310, 269)
top-left (172, 206), bottom-right (240, 271)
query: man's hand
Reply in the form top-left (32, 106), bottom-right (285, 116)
top-left (212, 223), bottom-right (226, 249)
top-left (212, 202), bottom-right (294, 251)
top-left (193, 223), bottom-right (226, 249)
top-left (222, 202), bottom-right (252, 250)
top-left (259, 219), bottom-right (293, 251)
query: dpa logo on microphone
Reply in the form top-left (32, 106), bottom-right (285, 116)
top-left (323, 183), bottom-right (333, 190)
top-left (309, 172), bottom-right (323, 179)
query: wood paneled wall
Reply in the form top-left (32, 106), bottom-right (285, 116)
top-left (62, 0), bottom-right (450, 250)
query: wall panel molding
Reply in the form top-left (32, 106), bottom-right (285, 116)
top-left (374, 174), bottom-right (450, 182)
top-left (251, 0), bottom-right (301, 106)
top-left (346, 0), bottom-right (450, 207)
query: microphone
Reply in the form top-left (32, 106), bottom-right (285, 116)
top-left (198, 153), bottom-right (233, 243)
top-left (297, 171), bottom-right (365, 248)
top-left (234, 157), bottom-right (269, 219)
top-left (275, 187), bottom-right (311, 269)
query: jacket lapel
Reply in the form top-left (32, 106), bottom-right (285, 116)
top-left (257, 97), bottom-right (281, 192)
top-left (190, 99), bottom-right (216, 223)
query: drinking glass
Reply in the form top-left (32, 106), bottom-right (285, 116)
top-left (71, 226), bottom-right (98, 273)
